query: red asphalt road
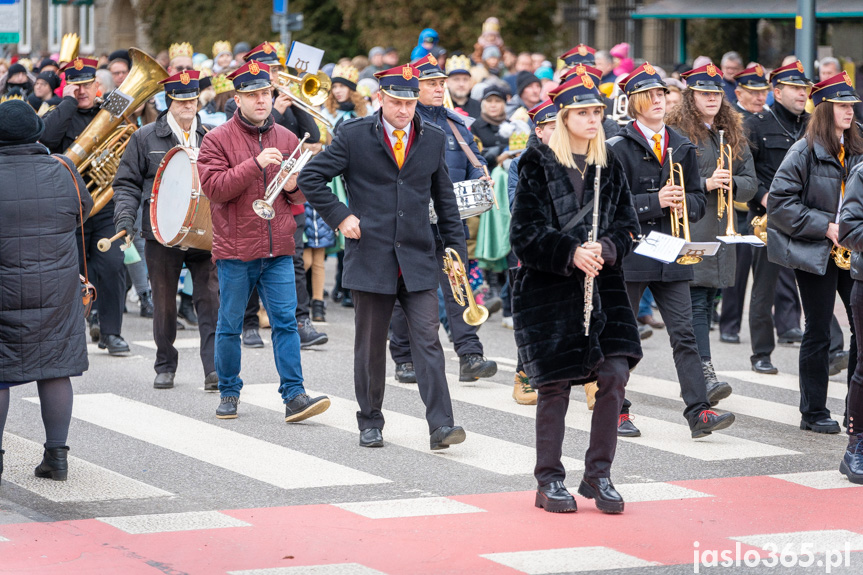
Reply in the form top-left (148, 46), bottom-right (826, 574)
top-left (1, 474), bottom-right (861, 574)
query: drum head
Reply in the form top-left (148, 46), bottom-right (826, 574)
top-left (154, 148), bottom-right (195, 241)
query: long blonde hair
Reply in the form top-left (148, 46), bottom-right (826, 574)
top-left (549, 107), bottom-right (607, 169)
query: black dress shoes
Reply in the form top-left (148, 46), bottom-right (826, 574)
top-left (777, 328), bottom-right (804, 344)
top-left (578, 476), bottom-right (625, 514)
top-left (691, 410), bottom-right (736, 439)
top-left (284, 393), bottom-right (331, 423)
top-left (204, 371), bottom-right (219, 392)
top-left (98, 334), bottom-right (130, 355)
top-left (395, 362), bottom-right (417, 383)
top-left (829, 350), bottom-right (850, 376)
top-left (800, 418), bottom-right (841, 434)
top-left (34, 446), bottom-right (69, 481)
top-left (360, 428), bottom-right (384, 448)
top-left (154, 372), bottom-right (175, 389)
top-left (535, 481), bottom-right (577, 513)
top-left (459, 354), bottom-right (498, 381)
top-left (617, 414), bottom-right (641, 437)
top-left (840, 433), bottom-right (863, 484)
top-left (242, 328), bottom-right (264, 348)
top-left (720, 332), bottom-right (740, 344)
top-left (751, 358), bottom-right (779, 374)
top-left (430, 425), bottom-right (466, 450)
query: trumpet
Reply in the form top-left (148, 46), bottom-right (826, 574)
top-left (252, 133), bottom-right (311, 220)
top-left (715, 130), bottom-right (739, 236)
top-left (831, 245), bottom-right (852, 270)
top-left (751, 214), bottom-right (768, 243)
top-left (275, 70), bottom-right (333, 128)
top-left (667, 147), bottom-right (701, 265)
top-left (442, 248), bottom-right (489, 326)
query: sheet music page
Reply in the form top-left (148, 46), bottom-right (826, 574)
top-left (680, 241), bottom-right (721, 258)
top-left (717, 235), bottom-right (765, 246)
top-left (634, 232), bottom-right (686, 263)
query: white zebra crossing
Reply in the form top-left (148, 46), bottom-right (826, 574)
top-left (718, 370), bottom-right (847, 400)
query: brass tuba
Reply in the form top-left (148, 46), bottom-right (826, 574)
top-left (667, 147), bottom-right (702, 265)
top-left (751, 214), bottom-right (768, 243)
top-left (65, 48), bottom-right (168, 216)
top-left (443, 248), bottom-right (489, 326)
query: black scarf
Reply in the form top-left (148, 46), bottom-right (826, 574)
top-left (338, 101), bottom-right (355, 112)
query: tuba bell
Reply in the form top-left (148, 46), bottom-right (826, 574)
top-left (65, 48), bottom-right (168, 216)
top-left (275, 70), bottom-right (333, 128)
top-left (443, 248), bottom-right (488, 326)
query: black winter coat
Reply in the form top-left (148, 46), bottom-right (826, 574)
top-left (607, 122), bottom-right (705, 282)
top-left (299, 111), bottom-right (467, 294)
top-left (768, 138), bottom-right (863, 272)
top-left (470, 116), bottom-right (509, 170)
top-left (511, 144), bottom-right (642, 386)
top-left (0, 144), bottom-right (92, 384)
top-left (112, 110), bottom-right (211, 241)
top-left (839, 163), bottom-right (863, 281)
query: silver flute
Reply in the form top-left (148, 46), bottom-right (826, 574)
top-left (584, 165), bottom-right (601, 336)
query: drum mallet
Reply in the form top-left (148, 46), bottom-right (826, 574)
top-left (97, 230), bottom-right (128, 252)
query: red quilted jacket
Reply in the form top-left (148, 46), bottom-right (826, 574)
top-left (198, 112), bottom-right (303, 262)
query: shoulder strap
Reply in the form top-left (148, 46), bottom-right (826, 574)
top-left (53, 156), bottom-right (89, 284)
top-left (445, 117), bottom-right (483, 170)
top-left (561, 201), bottom-right (594, 234)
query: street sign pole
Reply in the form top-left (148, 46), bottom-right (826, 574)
top-left (795, 0), bottom-right (816, 77)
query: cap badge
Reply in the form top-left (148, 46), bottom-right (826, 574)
top-left (428, 54), bottom-right (437, 66)
top-left (74, 59), bottom-right (83, 70)
top-left (402, 65), bottom-right (413, 80)
top-left (755, 64), bottom-right (764, 77)
top-left (249, 61), bottom-right (260, 75)
top-left (180, 71), bottom-right (191, 85)
top-left (706, 63), bottom-right (718, 77)
top-left (796, 61), bottom-right (805, 73)
top-left (844, 71), bottom-right (853, 86)
top-left (263, 43), bottom-right (273, 54)
top-left (581, 74), bottom-right (595, 89)
top-left (575, 64), bottom-right (586, 76)
top-left (577, 45), bottom-right (588, 56)
top-left (643, 62), bottom-right (656, 76)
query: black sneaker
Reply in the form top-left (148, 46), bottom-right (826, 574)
top-left (299, 317), bottom-right (328, 348)
top-left (311, 299), bottom-right (326, 322)
top-left (691, 410), bottom-right (735, 439)
top-left (395, 362), bottom-right (417, 383)
top-left (617, 414), bottom-right (641, 437)
top-left (98, 334), bottom-right (130, 355)
top-left (204, 371), bottom-right (219, 392)
top-left (284, 393), bottom-right (331, 422)
top-left (178, 293), bottom-right (198, 325)
top-left (459, 354), bottom-right (498, 381)
top-left (216, 396), bottom-right (239, 419)
top-left (242, 328), bottom-right (264, 348)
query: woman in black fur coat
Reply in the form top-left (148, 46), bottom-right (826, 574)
top-left (511, 74), bottom-right (642, 514)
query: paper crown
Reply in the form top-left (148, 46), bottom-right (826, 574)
top-left (169, 42), bottom-right (194, 61)
top-left (58, 33), bottom-right (79, 64)
top-left (509, 130), bottom-right (529, 151)
top-left (445, 55), bottom-right (472, 76)
top-left (211, 73), bottom-right (234, 95)
top-left (331, 64), bottom-right (359, 89)
top-left (212, 41), bottom-right (232, 59)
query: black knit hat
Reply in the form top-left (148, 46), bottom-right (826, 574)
top-left (516, 71), bottom-right (541, 96)
top-left (36, 71), bottom-right (61, 91)
top-left (7, 63), bottom-right (28, 78)
top-left (0, 99), bottom-right (45, 146)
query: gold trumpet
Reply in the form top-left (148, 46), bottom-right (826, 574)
top-left (751, 214), bottom-right (768, 243)
top-left (667, 147), bottom-right (702, 265)
top-left (275, 70), bottom-right (333, 128)
top-left (715, 130), bottom-right (739, 236)
top-left (443, 248), bottom-right (489, 326)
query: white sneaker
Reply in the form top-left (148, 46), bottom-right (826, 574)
top-left (501, 316), bottom-right (513, 329)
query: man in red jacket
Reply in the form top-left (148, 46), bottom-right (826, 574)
top-left (197, 60), bottom-right (330, 422)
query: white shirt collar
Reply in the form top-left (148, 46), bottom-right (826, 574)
top-left (381, 116), bottom-right (411, 148)
top-left (635, 119), bottom-right (665, 146)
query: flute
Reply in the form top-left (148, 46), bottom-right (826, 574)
top-left (584, 165), bottom-right (601, 336)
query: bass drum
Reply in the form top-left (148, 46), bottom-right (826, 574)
top-left (150, 146), bottom-right (212, 251)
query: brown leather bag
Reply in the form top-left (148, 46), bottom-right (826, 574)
top-left (54, 156), bottom-right (97, 316)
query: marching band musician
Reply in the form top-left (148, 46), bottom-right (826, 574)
top-left (299, 64), bottom-right (469, 451)
top-left (607, 63), bottom-right (737, 439)
top-left (666, 64), bottom-right (757, 404)
top-left (112, 70), bottom-right (220, 391)
top-left (41, 57), bottom-right (131, 356)
top-left (511, 74), bottom-right (641, 514)
top-left (387, 53), bottom-right (498, 385)
top-left (197, 59), bottom-right (330, 422)
top-left (768, 72), bottom-right (863, 435)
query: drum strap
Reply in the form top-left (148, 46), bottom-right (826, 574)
top-left (54, 156), bottom-right (90, 284)
top-left (446, 118), bottom-right (483, 170)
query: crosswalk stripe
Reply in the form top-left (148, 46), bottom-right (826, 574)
top-left (398, 377), bottom-right (797, 461)
top-left (481, 546), bottom-right (657, 573)
top-left (0, 433), bottom-right (173, 503)
top-left (629, 373), bottom-right (808, 429)
top-left (240, 384), bottom-right (583, 475)
top-left (730, 529), bottom-right (863, 553)
top-left (718, 370), bottom-right (847, 400)
top-left (770, 470), bottom-right (863, 490)
top-left (334, 496), bottom-right (486, 519)
top-left (25, 393), bottom-right (388, 490)
top-left (97, 510), bottom-right (251, 534)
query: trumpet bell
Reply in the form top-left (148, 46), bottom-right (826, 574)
top-left (253, 199), bottom-right (276, 220)
top-left (464, 304), bottom-right (489, 326)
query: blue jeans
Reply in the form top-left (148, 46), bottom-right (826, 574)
top-left (215, 257), bottom-right (304, 402)
top-left (638, 288), bottom-right (655, 318)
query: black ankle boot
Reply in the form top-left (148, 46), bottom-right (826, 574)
top-left (35, 446), bottom-right (69, 481)
top-left (0, 449), bottom-right (4, 484)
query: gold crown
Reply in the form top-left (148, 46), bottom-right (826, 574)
top-left (211, 74), bottom-right (234, 95)
top-left (59, 33), bottom-right (79, 64)
top-left (16, 58), bottom-right (33, 72)
top-left (212, 41), bottom-right (232, 58)
top-left (271, 42), bottom-right (287, 66)
top-left (509, 130), bottom-right (529, 151)
top-left (0, 92), bottom-right (24, 103)
top-left (332, 64), bottom-right (359, 85)
top-left (445, 55), bottom-right (472, 75)
top-left (169, 42), bottom-right (194, 61)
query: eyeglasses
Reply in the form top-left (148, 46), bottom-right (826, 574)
top-left (174, 66), bottom-right (194, 72)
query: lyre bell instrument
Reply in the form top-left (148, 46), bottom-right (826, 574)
top-left (831, 245), bottom-right (852, 270)
top-left (275, 70), bottom-right (333, 128)
top-left (64, 48), bottom-right (168, 216)
top-left (715, 130), bottom-right (739, 236)
top-left (667, 147), bottom-right (702, 265)
top-left (611, 90), bottom-right (629, 126)
top-left (584, 165), bottom-right (602, 336)
top-left (253, 133), bottom-right (312, 220)
top-left (443, 248), bottom-right (489, 326)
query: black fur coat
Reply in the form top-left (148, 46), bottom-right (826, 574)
top-left (511, 144), bottom-right (643, 387)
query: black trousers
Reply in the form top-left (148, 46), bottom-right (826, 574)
top-left (353, 277), bottom-right (455, 433)
top-left (389, 239), bottom-right (483, 363)
top-left (749, 247), bottom-right (804, 360)
top-left (626, 280), bottom-right (711, 425)
top-left (848, 281), bottom-right (863, 435)
top-left (145, 240), bottom-right (219, 375)
top-left (794, 263), bottom-right (855, 424)
top-left (534, 356), bottom-right (628, 485)
top-left (77, 208), bottom-right (125, 336)
top-left (690, 286), bottom-right (718, 360)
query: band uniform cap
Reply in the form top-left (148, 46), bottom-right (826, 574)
top-left (227, 60), bottom-right (273, 93)
top-left (244, 42), bottom-right (281, 66)
top-left (734, 64), bottom-right (770, 90)
top-left (680, 63), bottom-right (726, 93)
top-left (769, 61), bottom-right (812, 87)
top-left (169, 42), bottom-right (194, 61)
top-left (331, 64), bottom-right (359, 91)
top-left (60, 58), bottom-right (98, 84)
top-left (561, 63), bottom-right (602, 84)
top-left (527, 99), bottom-right (558, 125)
top-left (159, 70), bottom-right (201, 101)
top-left (618, 62), bottom-right (668, 96)
top-left (374, 64), bottom-right (421, 100)
top-left (212, 40), bottom-right (233, 59)
top-left (549, 74), bottom-right (606, 110)
top-left (414, 54), bottom-right (448, 79)
top-left (560, 44), bottom-right (597, 67)
top-left (445, 54), bottom-right (472, 76)
top-left (810, 71), bottom-right (862, 106)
